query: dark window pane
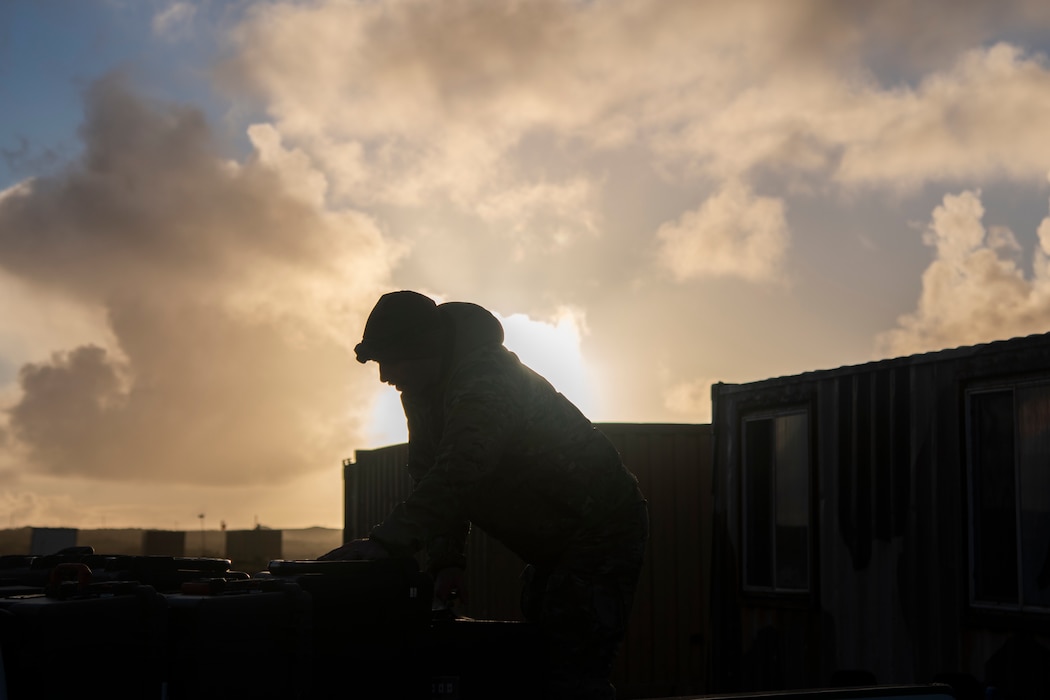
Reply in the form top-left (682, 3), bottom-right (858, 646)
top-left (776, 413), bottom-right (810, 590)
top-left (1016, 385), bottom-right (1050, 609)
top-left (971, 390), bottom-right (1018, 604)
top-left (745, 418), bottom-right (774, 588)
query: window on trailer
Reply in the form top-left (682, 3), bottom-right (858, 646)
top-left (968, 384), bottom-right (1050, 612)
top-left (742, 409), bottom-right (811, 593)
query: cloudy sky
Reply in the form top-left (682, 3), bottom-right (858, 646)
top-left (3, 0), bottom-right (1050, 530)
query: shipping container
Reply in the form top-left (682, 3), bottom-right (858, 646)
top-left (710, 332), bottom-right (1050, 699)
top-left (29, 527), bottom-right (77, 555)
top-left (143, 530), bottom-right (186, 557)
top-left (344, 422), bottom-right (713, 699)
top-left (224, 529), bottom-right (282, 574)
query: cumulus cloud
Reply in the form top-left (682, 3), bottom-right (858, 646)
top-left (474, 178), bottom-right (599, 259)
top-left (835, 43), bottom-right (1050, 189)
top-left (0, 75), bottom-right (400, 485)
top-left (654, 181), bottom-right (789, 282)
top-left (876, 187), bottom-right (1050, 357)
top-left (220, 1), bottom-right (1050, 217)
top-left (645, 43), bottom-right (1050, 191)
top-left (218, 0), bottom-right (815, 248)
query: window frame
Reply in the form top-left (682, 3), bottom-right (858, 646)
top-left (966, 379), bottom-right (1050, 616)
top-left (740, 405), bottom-right (815, 600)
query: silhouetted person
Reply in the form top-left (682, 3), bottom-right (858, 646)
top-left (322, 291), bottom-right (648, 699)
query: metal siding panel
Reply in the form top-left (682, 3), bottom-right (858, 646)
top-left (602, 424), bottom-right (713, 698)
top-left (892, 367), bottom-right (912, 538)
top-left (910, 361), bottom-right (939, 682)
top-left (874, 369), bottom-right (893, 542)
top-left (837, 378), bottom-right (856, 572)
top-left (828, 363), bottom-right (917, 686)
top-left (934, 361), bottom-right (963, 677)
top-left (855, 372), bottom-right (873, 571)
top-left (678, 428), bottom-right (711, 693)
top-left (830, 375), bottom-right (863, 677)
top-left (614, 429), bottom-right (658, 691)
top-left (345, 444), bottom-right (412, 539)
top-left (816, 377), bottom-right (839, 685)
top-left (651, 431), bottom-right (679, 691)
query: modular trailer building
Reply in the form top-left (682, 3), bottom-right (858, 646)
top-left (710, 332), bottom-right (1050, 698)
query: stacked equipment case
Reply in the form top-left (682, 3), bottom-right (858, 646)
top-left (0, 552), bottom-right (548, 700)
top-left (261, 558), bottom-right (434, 699)
top-left (163, 577), bottom-right (311, 700)
top-left (0, 563), bottom-right (168, 700)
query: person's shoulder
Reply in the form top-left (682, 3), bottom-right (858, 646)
top-left (446, 344), bottom-right (522, 394)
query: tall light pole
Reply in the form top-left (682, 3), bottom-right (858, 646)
top-left (198, 513), bottom-right (205, 556)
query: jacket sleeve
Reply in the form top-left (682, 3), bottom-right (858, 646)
top-left (402, 393), bottom-right (436, 486)
top-left (377, 392), bottom-right (472, 571)
top-left (369, 355), bottom-right (520, 565)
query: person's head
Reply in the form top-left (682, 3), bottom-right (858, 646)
top-left (355, 291), bottom-right (446, 393)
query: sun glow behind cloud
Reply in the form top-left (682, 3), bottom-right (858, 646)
top-left (366, 308), bottom-right (595, 447)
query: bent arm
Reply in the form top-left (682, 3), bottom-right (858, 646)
top-left (370, 360), bottom-right (520, 564)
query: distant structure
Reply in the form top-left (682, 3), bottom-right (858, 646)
top-left (142, 529), bottom-right (186, 556)
top-left (225, 528), bottom-right (282, 574)
top-left (29, 527), bottom-right (77, 555)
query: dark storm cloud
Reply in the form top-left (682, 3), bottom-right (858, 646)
top-left (0, 75), bottom-right (394, 485)
top-left (1, 76), bottom-right (327, 299)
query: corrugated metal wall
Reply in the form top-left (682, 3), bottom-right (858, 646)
top-left (602, 423), bottom-right (713, 699)
top-left (710, 333), bottom-right (1050, 696)
top-left (342, 446), bottom-right (411, 545)
top-left (344, 422), bottom-right (713, 699)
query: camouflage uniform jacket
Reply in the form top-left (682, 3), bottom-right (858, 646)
top-left (369, 302), bottom-right (644, 573)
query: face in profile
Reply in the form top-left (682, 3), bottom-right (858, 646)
top-left (377, 356), bottom-right (442, 394)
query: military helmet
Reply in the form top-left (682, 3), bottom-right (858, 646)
top-left (354, 290), bottom-right (444, 364)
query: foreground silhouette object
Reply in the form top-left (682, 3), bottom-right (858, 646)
top-left (322, 291), bottom-right (648, 699)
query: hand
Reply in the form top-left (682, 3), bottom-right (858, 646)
top-left (433, 566), bottom-right (469, 608)
top-left (317, 538), bottom-right (389, 561)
